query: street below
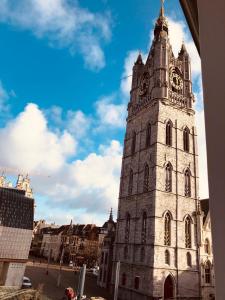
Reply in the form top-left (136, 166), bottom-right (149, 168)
top-left (25, 262), bottom-right (112, 300)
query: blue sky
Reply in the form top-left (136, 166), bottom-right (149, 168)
top-left (0, 0), bottom-right (207, 225)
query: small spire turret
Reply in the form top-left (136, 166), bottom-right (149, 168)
top-left (135, 52), bottom-right (143, 65)
top-left (179, 41), bottom-right (188, 57)
top-left (109, 208), bottom-right (113, 222)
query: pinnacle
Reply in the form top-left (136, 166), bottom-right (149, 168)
top-left (135, 52), bottom-right (143, 65)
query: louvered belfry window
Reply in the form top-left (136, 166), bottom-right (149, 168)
top-left (185, 216), bottom-right (192, 248)
top-left (164, 213), bottom-right (171, 246)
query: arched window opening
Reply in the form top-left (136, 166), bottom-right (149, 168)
top-left (140, 247), bottom-right (145, 262)
top-left (143, 164), bottom-right (149, 192)
top-left (124, 245), bottom-right (128, 259)
top-left (128, 169), bottom-right (133, 195)
top-left (125, 213), bottom-right (131, 243)
top-left (122, 273), bottom-right (127, 286)
top-left (185, 216), bottom-right (192, 248)
top-left (142, 212), bottom-right (147, 243)
top-left (184, 169), bottom-right (191, 197)
top-left (165, 163), bottom-right (172, 192)
top-left (165, 249), bottom-right (170, 265)
top-left (187, 252), bottom-right (192, 267)
top-left (146, 123), bottom-right (151, 147)
top-left (205, 239), bottom-right (210, 254)
top-left (164, 213), bottom-right (171, 246)
top-left (183, 127), bottom-right (190, 152)
top-left (131, 131), bottom-right (136, 155)
top-left (166, 121), bottom-right (172, 146)
top-left (205, 261), bottom-right (211, 284)
top-left (134, 276), bottom-right (140, 290)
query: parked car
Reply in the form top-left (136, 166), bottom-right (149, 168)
top-left (22, 276), bottom-right (32, 288)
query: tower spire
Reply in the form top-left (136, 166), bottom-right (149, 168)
top-left (160, 0), bottom-right (165, 17)
top-left (154, 0), bottom-right (168, 38)
top-left (109, 208), bottom-right (113, 222)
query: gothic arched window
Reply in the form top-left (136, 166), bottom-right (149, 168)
top-left (184, 169), bottom-right (191, 197)
top-left (143, 164), bottom-right (149, 192)
top-left (164, 212), bottom-right (171, 246)
top-left (187, 252), bottom-right (192, 267)
top-left (125, 213), bottom-right (131, 243)
top-left (205, 261), bottom-right (211, 284)
top-left (146, 123), bottom-right (151, 147)
top-left (205, 238), bottom-right (210, 254)
top-left (165, 163), bottom-right (172, 192)
top-left (183, 127), bottom-right (190, 152)
top-left (185, 216), bottom-right (192, 248)
top-left (166, 121), bottom-right (172, 146)
top-left (165, 249), bottom-right (170, 265)
top-left (142, 211), bottom-right (147, 243)
top-left (131, 131), bottom-right (136, 155)
top-left (128, 169), bottom-right (133, 195)
top-left (140, 246), bottom-right (145, 262)
top-left (122, 273), bottom-right (127, 286)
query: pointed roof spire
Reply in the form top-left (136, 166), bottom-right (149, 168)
top-left (135, 52), bottom-right (143, 65)
top-left (109, 208), bottom-right (113, 222)
top-left (179, 41), bottom-right (188, 57)
top-left (160, 0), bottom-right (165, 17)
top-left (154, 0), bottom-right (168, 37)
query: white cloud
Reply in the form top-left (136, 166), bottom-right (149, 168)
top-left (0, 0), bottom-right (111, 70)
top-left (120, 50), bottom-right (139, 97)
top-left (95, 95), bottom-right (126, 129)
top-left (0, 103), bottom-right (76, 173)
top-left (66, 110), bottom-right (91, 138)
top-left (0, 102), bottom-right (122, 225)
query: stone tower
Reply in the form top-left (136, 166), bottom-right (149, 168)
top-left (113, 3), bottom-right (200, 300)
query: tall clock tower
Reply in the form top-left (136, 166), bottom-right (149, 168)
top-left (113, 3), bottom-right (201, 300)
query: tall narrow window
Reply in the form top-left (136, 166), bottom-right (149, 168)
top-left (146, 123), bottom-right (151, 147)
top-left (125, 213), bottom-right (131, 243)
top-left (131, 131), bottom-right (136, 155)
top-left (166, 121), bottom-right (172, 146)
top-left (134, 277), bottom-right (140, 290)
top-left (140, 247), bottom-right (145, 262)
top-left (165, 163), bottom-right (172, 192)
top-left (183, 127), bottom-right (190, 152)
top-left (122, 273), bottom-right (127, 286)
top-left (185, 216), bottom-right (192, 248)
top-left (142, 211), bottom-right (147, 243)
top-left (164, 212), bottom-right (171, 246)
top-left (184, 169), bottom-right (191, 197)
top-left (205, 261), bottom-right (211, 284)
top-left (165, 249), bottom-right (170, 265)
top-left (143, 164), bottom-right (149, 192)
top-left (187, 252), bottom-right (192, 267)
top-left (128, 169), bottom-right (133, 195)
top-left (124, 245), bottom-right (128, 259)
top-left (205, 239), bottom-right (210, 254)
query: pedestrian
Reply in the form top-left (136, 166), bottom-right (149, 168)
top-left (64, 287), bottom-right (76, 300)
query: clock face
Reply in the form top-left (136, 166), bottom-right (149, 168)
top-left (139, 73), bottom-right (149, 96)
top-left (170, 70), bottom-right (183, 91)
